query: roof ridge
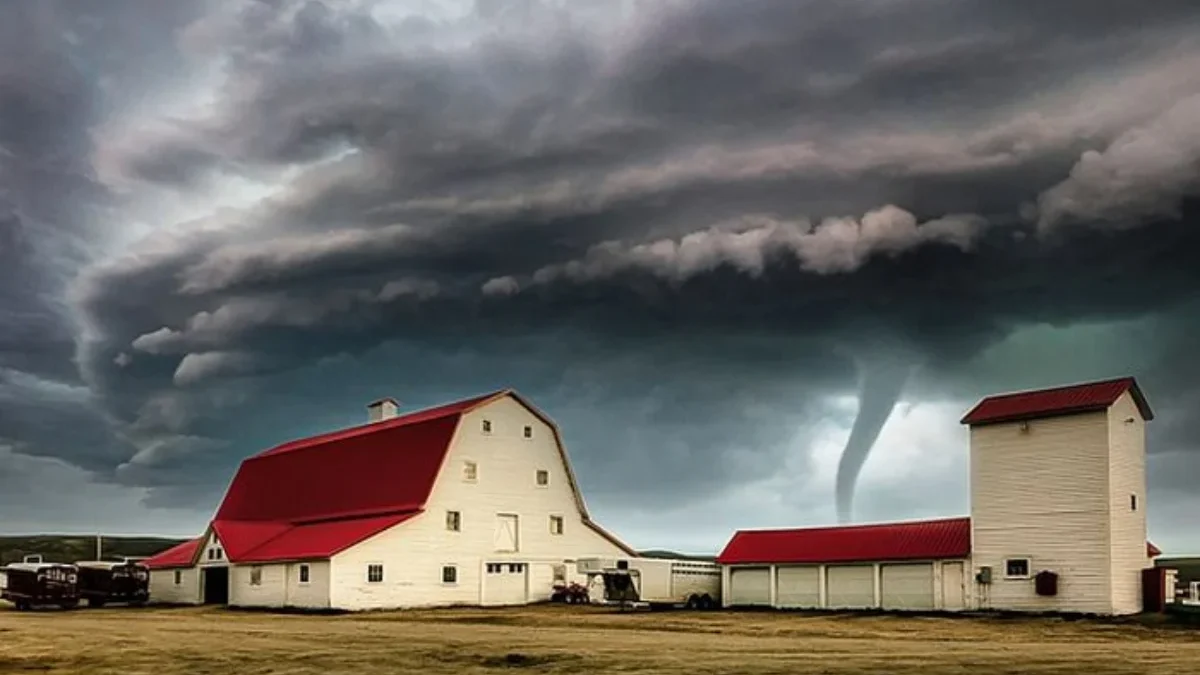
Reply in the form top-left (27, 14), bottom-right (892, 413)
top-left (971, 376), bottom-right (1134, 402)
top-left (733, 515), bottom-right (970, 534)
top-left (253, 388), bottom-right (509, 458)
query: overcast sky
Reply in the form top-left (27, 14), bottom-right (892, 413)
top-left (2, 0), bottom-right (1200, 556)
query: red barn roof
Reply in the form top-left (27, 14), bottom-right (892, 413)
top-left (717, 517), bottom-right (972, 565)
top-left (959, 376), bottom-right (1153, 426)
top-left (144, 537), bottom-right (203, 569)
top-left (145, 388), bottom-right (635, 569)
top-left (717, 516), bottom-right (1163, 566)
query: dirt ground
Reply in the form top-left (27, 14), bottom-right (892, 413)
top-left (1, 603), bottom-right (1199, 675)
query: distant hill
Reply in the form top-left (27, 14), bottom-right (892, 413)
top-left (0, 535), bottom-right (187, 566)
top-left (637, 549), bottom-right (717, 561)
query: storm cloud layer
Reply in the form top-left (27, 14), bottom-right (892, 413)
top-left (2, 0), bottom-right (1200, 551)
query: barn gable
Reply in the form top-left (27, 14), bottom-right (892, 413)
top-left (460, 391), bottom-right (636, 555)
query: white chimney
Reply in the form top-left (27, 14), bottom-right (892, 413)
top-left (367, 397), bottom-right (400, 423)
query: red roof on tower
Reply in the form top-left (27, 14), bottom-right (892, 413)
top-left (959, 376), bottom-right (1153, 426)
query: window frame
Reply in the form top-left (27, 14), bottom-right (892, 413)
top-left (366, 563), bottom-right (384, 583)
top-left (298, 564), bottom-right (310, 584)
top-left (1003, 557), bottom-right (1032, 580)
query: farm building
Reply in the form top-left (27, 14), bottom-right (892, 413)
top-left (718, 376), bottom-right (1161, 616)
top-left (143, 390), bottom-right (636, 611)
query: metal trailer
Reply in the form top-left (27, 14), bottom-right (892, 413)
top-left (576, 556), bottom-right (722, 610)
top-left (0, 562), bottom-right (80, 610)
top-left (74, 560), bottom-right (150, 607)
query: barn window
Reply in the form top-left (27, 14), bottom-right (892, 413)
top-left (523, 425), bottom-right (533, 439)
top-left (446, 510), bottom-right (462, 531)
top-left (481, 419), bottom-right (492, 433)
top-left (207, 549), bottom-right (214, 560)
top-left (173, 570), bottom-right (182, 585)
top-left (1004, 558), bottom-right (1031, 579)
top-left (463, 461), bottom-right (478, 481)
top-left (367, 564), bottom-right (384, 583)
top-left (298, 564), bottom-right (310, 584)
top-left (1131, 494), bottom-right (1138, 511)
top-left (442, 565), bottom-right (457, 584)
top-left (536, 469), bottom-right (549, 486)
top-left (215, 547), bottom-right (223, 560)
top-left (508, 563), bottom-right (525, 573)
top-left (553, 564), bottom-right (566, 582)
top-left (486, 563), bottom-right (502, 574)
top-left (549, 515), bottom-right (564, 535)
top-left (250, 566), bottom-right (263, 585)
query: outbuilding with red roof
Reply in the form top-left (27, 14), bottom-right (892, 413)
top-left (142, 390), bottom-right (635, 611)
top-left (716, 376), bottom-right (1163, 616)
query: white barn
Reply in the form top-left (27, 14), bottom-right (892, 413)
top-left (717, 376), bottom-right (1162, 616)
top-left (143, 390), bottom-right (637, 611)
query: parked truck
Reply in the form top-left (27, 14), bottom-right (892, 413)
top-left (0, 561), bottom-right (80, 610)
top-left (576, 556), bottom-right (722, 610)
top-left (74, 560), bottom-right (150, 607)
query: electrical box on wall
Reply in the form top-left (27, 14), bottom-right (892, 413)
top-left (976, 566), bottom-right (992, 584)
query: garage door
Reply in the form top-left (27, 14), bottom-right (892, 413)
top-left (880, 563), bottom-right (934, 610)
top-left (826, 565), bottom-right (874, 609)
top-left (728, 567), bottom-right (771, 606)
top-left (775, 566), bottom-right (820, 608)
top-left (483, 562), bottom-right (528, 605)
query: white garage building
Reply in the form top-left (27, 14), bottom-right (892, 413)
top-left (718, 376), bottom-right (1162, 616)
top-left (143, 390), bottom-right (636, 611)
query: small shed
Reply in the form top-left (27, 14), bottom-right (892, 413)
top-left (717, 517), bottom-right (973, 612)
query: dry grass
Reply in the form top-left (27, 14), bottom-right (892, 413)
top-left (2, 602), bottom-right (1199, 674)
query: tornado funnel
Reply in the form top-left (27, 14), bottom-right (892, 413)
top-left (835, 356), bottom-right (913, 523)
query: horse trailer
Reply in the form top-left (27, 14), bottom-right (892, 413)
top-left (576, 556), bottom-right (722, 609)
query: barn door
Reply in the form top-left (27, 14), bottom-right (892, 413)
top-left (494, 514), bottom-right (519, 552)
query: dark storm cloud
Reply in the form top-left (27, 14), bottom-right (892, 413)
top-left (3, 0), bottom-right (1200, 536)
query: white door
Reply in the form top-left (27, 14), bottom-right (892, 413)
top-left (880, 563), bottom-right (935, 610)
top-left (826, 565), bottom-right (875, 609)
top-left (941, 561), bottom-right (965, 611)
top-left (775, 566), bottom-right (820, 608)
top-left (728, 567), bottom-right (771, 606)
top-left (494, 514), bottom-right (519, 552)
top-left (483, 562), bottom-right (528, 605)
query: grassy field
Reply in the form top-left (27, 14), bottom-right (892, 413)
top-left (2, 603), bottom-right (1199, 674)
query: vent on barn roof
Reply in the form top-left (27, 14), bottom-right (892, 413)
top-left (367, 397), bottom-right (401, 423)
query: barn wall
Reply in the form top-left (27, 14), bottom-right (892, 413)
top-left (228, 561), bottom-right (331, 608)
top-left (285, 562), bottom-right (331, 608)
top-left (229, 564), bottom-right (288, 607)
top-left (149, 567), bottom-right (202, 604)
top-left (970, 410), bottom-right (1114, 614)
top-left (1107, 391), bottom-right (1148, 616)
top-left (330, 395), bottom-right (630, 611)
